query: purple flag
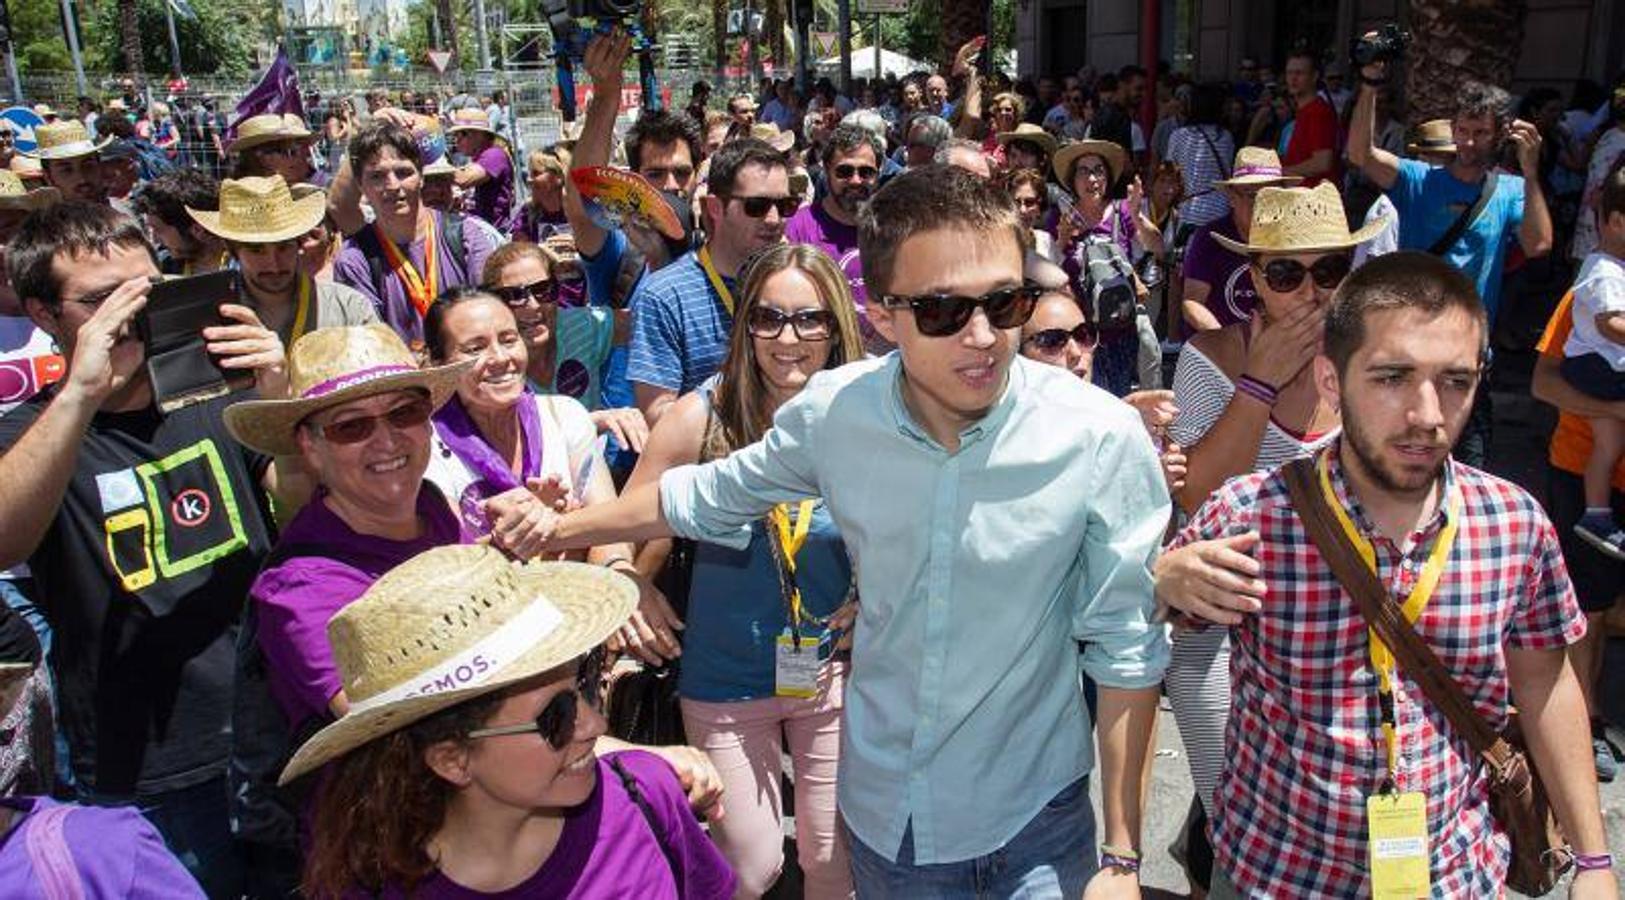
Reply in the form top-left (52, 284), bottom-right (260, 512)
top-left (227, 45), bottom-right (304, 143)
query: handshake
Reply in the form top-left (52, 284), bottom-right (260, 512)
top-left (481, 473), bottom-right (577, 560)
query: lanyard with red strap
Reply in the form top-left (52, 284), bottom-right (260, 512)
top-left (375, 217), bottom-right (438, 317)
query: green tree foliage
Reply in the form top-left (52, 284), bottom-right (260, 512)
top-left (10, 0), bottom-right (107, 71)
top-left (88, 0), bottom-right (258, 76)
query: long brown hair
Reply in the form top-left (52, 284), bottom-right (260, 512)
top-left (302, 691), bottom-right (507, 897)
top-left (711, 244), bottom-right (863, 450)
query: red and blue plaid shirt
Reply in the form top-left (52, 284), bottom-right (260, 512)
top-left (1171, 444), bottom-right (1585, 896)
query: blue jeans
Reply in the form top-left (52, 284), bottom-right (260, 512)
top-left (848, 777), bottom-right (1097, 898)
top-left (86, 774), bottom-right (245, 898)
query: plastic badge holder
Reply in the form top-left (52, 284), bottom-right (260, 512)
top-left (137, 270), bottom-right (253, 414)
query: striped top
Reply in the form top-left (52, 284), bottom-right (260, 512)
top-left (626, 250), bottom-right (735, 394)
top-left (1168, 341), bottom-right (1338, 468)
top-left (1165, 125), bottom-right (1235, 230)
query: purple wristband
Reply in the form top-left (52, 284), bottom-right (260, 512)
top-left (1235, 374), bottom-right (1279, 407)
top-left (1574, 852), bottom-right (1614, 871)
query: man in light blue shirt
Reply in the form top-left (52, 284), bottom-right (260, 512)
top-left (549, 165), bottom-right (1168, 898)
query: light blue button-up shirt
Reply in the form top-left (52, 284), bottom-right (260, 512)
top-left (660, 354), bottom-right (1171, 864)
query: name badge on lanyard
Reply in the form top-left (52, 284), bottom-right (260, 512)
top-left (1367, 791), bottom-right (1430, 898)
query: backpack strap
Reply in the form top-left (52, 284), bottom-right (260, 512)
top-left (443, 212), bottom-right (468, 277)
top-left (1427, 170), bottom-right (1499, 257)
top-left (608, 756), bottom-right (682, 890)
top-left (23, 804), bottom-right (86, 900)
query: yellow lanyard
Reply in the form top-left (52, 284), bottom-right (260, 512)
top-left (696, 245), bottom-right (735, 317)
top-left (289, 276), bottom-right (314, 343)
top-left (769, 499), bottom-right (816, 627)
top-left (1317, 452), bottom-right (1461, 779)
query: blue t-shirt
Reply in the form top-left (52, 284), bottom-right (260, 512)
top-left (627, 250), bottom-right (734, 395)
top-left (580, 227), bottom-right (639, 414)
top-left (1387, 158), bottom-right (1526, 321)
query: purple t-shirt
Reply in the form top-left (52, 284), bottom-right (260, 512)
top-left (334, 209), bottom-right (497, 346)
top-left (250, 486), bottom-right (468, 731)
top-left (375, 751), bottom-right (735, 899)
top-left (785, 201), bottom-right (880, 352)
top-left (508, 202), bottom-right (570, 243)
top-left (471, 145), bottom-right (515, 230)
top-left (0, 797), bottom-right (204, 898)
top-left (1181, 216), bottom-right (1256, 327)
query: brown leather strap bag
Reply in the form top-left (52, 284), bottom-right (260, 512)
top-left (1281, 456), bottom-right (1572, 895)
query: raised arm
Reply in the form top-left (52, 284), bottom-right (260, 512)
top-left (1346, 57), bottom-right (1401, 191)
top-left (563, 31), bottom-right (635, 259)
top-left (1508, 118), bottom-right (1554, 258)
top-left (951, 37), bottom-right (986, 139)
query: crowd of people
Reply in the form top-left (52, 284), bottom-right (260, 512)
top-left (0, 24), bottom-right (1620, 900)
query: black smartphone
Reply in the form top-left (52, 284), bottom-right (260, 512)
top-left (137, 270), bottom-right (253, 413)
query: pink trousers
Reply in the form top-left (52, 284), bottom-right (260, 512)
top-left (679, 662), bottom-right (852, 899)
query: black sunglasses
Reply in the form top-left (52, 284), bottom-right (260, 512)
top-left (747, 306), bottom-right (836, 341)
top-left (309, 395), bottom-right (433, 445)
top-left (1023, 323), bottom-right (1099, 354)
top-left (832, 163), bottom-right (878, 181)
top-left (492, 277), bottom-right (558, 307)
top-left (877, 284), bottom-right (1041, 337)
top-left (466, 648), bottom-right (605, 750)
top-left (1257, 254), bottom-right (1352, 293)
top-left (727, 194), bottom-right (800, 218)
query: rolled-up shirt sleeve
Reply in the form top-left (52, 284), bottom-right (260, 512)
top-left (1074, 420), bottom-right (1172, 689)
top-left (659, 384), bottom-right (824, 550)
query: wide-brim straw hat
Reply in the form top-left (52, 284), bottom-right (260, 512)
top-left (231, 113), bottom-right (314, 153)
top-left (1054, 139), bottom-right (1127, 187)
top-left (1406, 119), bottom-right (1456, 156)
top-left (0, 171), bottom-right (59, 211)
top-left (1212, 182), bottom-right (1390, 256)
top-left (187, 175), bottom-right (327, 244)
top-left (996, 123), bottom-right (1057, 159)
top-left (225, 323), bottom-right (470, 456)
top-left (280, 546), bottom-right (637, 784)
top-left (422, 154), bottom-right (456, 177)
top-left (1213, 146), bottom-right (1303, 188)
top-left (447, 108), bottom-right (498, 136)
top-left (20, 120), bottom-right (111, 160)
top-left (749, 123), bottom-right (796, 153)
top-left (31, 103), bottom-right (57, 119)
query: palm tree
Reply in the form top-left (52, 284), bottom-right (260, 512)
top-left (1404, 0), bottom-right (1527, 125)
top-left (118, 0), bottom-right (144, 78)
top-left (937, 0), bottom-right (983, 73)
top-left (712, 0), bottom-right (727, 83)
top-left (435, 0), bottom-right (461, 68)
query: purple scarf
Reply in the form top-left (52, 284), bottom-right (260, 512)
top-left (432, 391), bottom-right (544, 534)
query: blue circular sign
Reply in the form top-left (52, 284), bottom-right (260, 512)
top-left (0, 107), bottom-right (46, 153)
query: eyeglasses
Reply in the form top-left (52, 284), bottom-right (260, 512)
top-left (257, 144), bottom-right (303, 159)
top-left (747, 306), bottom-right (836, 341)
top-left (1076, 164), bottom-right (1110, 181)
top-left (1012, 194), bottom-right (1044, 210)
top-left (307, 395), bottom-right (433, 445)
top-left (726, 194), bottom-right (800, 218)
top-left (832, 163), bottom-right (877, 181)
top-left (492, 277), bottom-right (558, 307)
top-left (466, 648), bottom-right (604, 750)
top-left (1023, 323), bottom-right (1099, 354)
top-left (1257, 254), bottom-right (1352, 293)
top-left (877, 284), bottom-right (1041, 337)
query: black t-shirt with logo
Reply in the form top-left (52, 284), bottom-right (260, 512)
top-left (0, 386), bottom-right (274, 796)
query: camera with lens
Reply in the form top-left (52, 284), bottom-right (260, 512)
top-left (1351, 24), bottom-right (1410, 68)
top-left (540, 0), bottom-right (649, 63)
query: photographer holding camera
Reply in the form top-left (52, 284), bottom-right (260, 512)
top-left (1347, 28), bottom-right (1553, 467)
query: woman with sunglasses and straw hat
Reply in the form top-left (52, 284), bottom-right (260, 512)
top-left (290, 544), bottom-right (736, 897)
top-left (1159, 181), bottom-right (1386, 895)
top-left (621, 243), bottom-right (861, 899)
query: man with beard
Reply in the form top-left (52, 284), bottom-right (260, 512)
top-left (132, 170), bottom-right (230, 275)
top-left (1165, 252), bottom-right (1614, 897)
top-left (23, 120), bottom-right (110, 206)
top-left (1348, 61), bottom-right (1552, 465)
top-left (786, 124), bottom-right (880, 344)
top-left (189, 176), bottom-right (377, 349)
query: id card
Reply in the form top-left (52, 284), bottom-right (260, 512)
top-left (774, 630), bottom-right (822, 698)
top-left (1367, 791), bottom-right (1430, 899)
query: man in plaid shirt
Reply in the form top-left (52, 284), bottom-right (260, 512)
top-left (1161, 251), bottom-right (1616, 896)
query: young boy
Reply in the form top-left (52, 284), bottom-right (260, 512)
top-left (1565, 163), bottom-right (1625, 559)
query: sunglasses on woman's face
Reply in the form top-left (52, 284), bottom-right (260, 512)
top-left (747, 306), bottom-right (836, 341)
top-left (1023, 322), bottom-right (1099, 354)
top-left (877, 284), bottom-right (1041, 337)
top-left (727, 194), bottom-right (800, 218)
top-left (310, 395), bottom-right (433, 445)
top-left (1257, 253), bottom-right (1352, 293)
top-left (466, 649), bottom-right (605, 750)
top-left (493, 277), bottom-right (558, 307)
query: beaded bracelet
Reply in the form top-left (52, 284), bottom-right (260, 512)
top-left (1235, 374), bottom-right (1280, 407)
top-left (1099, 844), bottom-right (1141, 874)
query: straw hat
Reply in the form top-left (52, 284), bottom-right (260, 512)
top-left (0, 171), bottom-right (59, 211)
top-left (1053, 139), bottom-right (1127, 187)
top-left (224, 323), bottom-right (470, 456)
top-left (19, 120), bottom-right (111, 160)
top-left (1406, 119), bottom-right (1456, 157)
top-left (1213, 147), bottom-right (1303, 188)
top-left (422, 154), bottom-right (456, 178)
top-left (187, 175), bottom-right (327, 244)
top-left (1212, 182), bottom-right (1390, 256)
top-left (31, 103), bottom-right (57, 120)
top-left (231, 113), bottom-right (313, 153)
top-left (749, 122), bottom-right (796, 153)
top-left (995, 123), bottom-right (1058, 159)
top-left (447, 108), bottom-right (498, 136)
top-left (279, 546), bottom-right (637, 783)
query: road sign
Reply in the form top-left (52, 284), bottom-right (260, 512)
top-left (427, 50), bottom-right (453, 74)
top-left (811, 31), bottom-right (838, 58)
top-left (0, 105), bottom-right (43, 153)
top-left (855, 0), bottom-right (908, 13)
